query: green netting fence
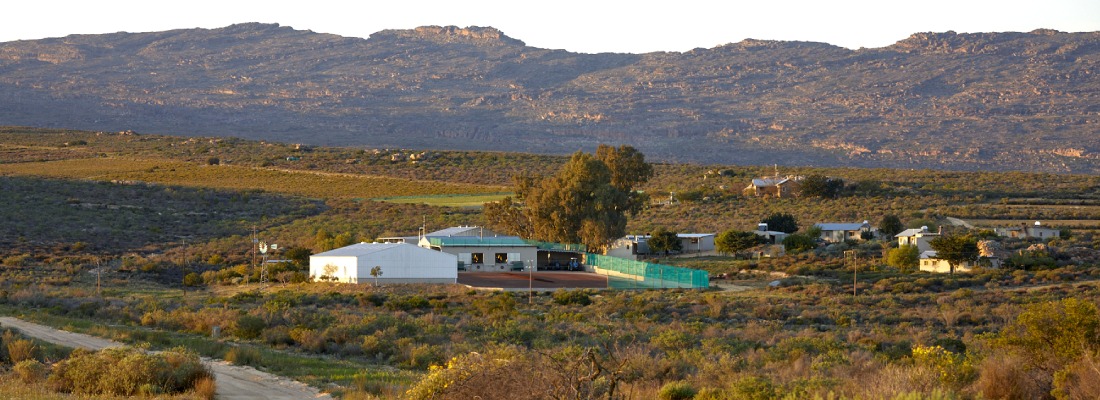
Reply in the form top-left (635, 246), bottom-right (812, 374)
top-left (586, 253), bottom-right (709, 289)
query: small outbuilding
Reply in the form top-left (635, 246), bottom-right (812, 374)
top-left (310, 242), bottom-right (458, 284)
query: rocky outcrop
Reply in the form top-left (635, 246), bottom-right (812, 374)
top-left (0, 24), bottom-right (1097, 173)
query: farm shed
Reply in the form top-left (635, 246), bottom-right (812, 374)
top-left (421, 235), bottom-right (538, 272)
top-left (310, 242), bottom-right (458, 284)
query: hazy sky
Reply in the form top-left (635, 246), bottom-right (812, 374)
top-left (5, 0), bottom-right (1099, 53)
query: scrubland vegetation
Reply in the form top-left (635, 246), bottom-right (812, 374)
top-left (2, 128), bottom-right (1100, 399)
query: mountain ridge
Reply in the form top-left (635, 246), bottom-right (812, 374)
top-left (0, 23), bottom-right (1097, 173)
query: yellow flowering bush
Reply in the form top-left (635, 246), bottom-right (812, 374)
top-left (911, 344), bottom-right (977, 391)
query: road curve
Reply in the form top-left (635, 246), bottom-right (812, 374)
top-left (0, 317), bottom-right (330, 399)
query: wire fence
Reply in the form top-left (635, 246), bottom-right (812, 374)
top-left (586, 253), bottom-right (709, 289)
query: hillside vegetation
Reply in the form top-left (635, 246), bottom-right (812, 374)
top-left (0, 25), bottom-right (1098, 172)
top-left (2, 129), bottom-right (1100, 399)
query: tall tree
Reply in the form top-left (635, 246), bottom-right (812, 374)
top-left (879, 215), bottom-right (905, 238)
top-left (800, 174), bottom-right (844, 198)
top-left (646, 227), bottom-right (681, 255)
top-left (761, 213), bottom-right (799, 234)
top-left (596, 144), bottom-right (654, 214)
top-left (929, 234), bottom-right (980, 274)
top-left (484, 146), bottom-right (652, 253)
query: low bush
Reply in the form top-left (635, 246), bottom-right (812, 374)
top-left (13, 359), bottom-right (47, 383)
top-left (552, 289), bottom-right (592, 306)
top-left (47, 346), bottom-right (212, 396)
top-left (658, 380), bottom-right (698, 400)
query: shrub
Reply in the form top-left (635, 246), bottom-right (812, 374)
top-left (47, 347), bottom-right (212, 396)
top-left (783, 234), bottom-right (817, 253)
top-left (552, 289), bottom-right (592, 306)
top-left (225, 346), bottom-right (263, 367)
top-left (183, 272), bottom-right (203, 286)
top-left (7, 338), bottom-right (38, 363)
top-left (234, 315), bottom-right (266, 340)
top-left (13, 359), bottom-right (47, 383)
top-left (658, 380), bottom-right (698, 400)
top-left (193, 376), bottom-right (217, 400)
top-left (730, 376), bottom-right (778, 400)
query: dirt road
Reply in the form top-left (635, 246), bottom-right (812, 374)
top-left (0, 317), bottom-right (330, 399)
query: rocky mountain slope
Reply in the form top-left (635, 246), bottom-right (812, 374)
top-left (0, 23), bottom-right (1097, 173)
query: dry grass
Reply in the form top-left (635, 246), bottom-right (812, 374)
top-left (0, 157), bottom-right (505, 199)
top-left (192, 376), bottom-right (216, 400)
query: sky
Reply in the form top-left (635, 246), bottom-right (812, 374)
top-left (4, 0), bottom-right (1099, 53)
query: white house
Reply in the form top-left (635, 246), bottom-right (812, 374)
top-left (607, 233), bottom-right (716, 260)
top-left (896, 226), bottom-right (939, 252)
top-left (310, 242), bottom-right (458, 284)
top-left (678, 233), bottom-right (716, 254)
top-left (995, 221), bottom-right (1061, 240)
top-left (815, 221), bottom-right (873, 243)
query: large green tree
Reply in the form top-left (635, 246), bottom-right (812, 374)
top-left (886, 244), bottom-right (919, 271)
top-left (800, 174), bottom-right (844, 198)
top-left (715, 230), bottom-right (765, 255)
top-left (761, 213), bottom-right (799, 234)
top-left (879, 214), bottom-right (905, 238)
top-left (929, 234), bottom-right (979, 274)
top-left (484, 145), bottom-right (652, 252)
top-left (646, 227), bottom-right (681, 255)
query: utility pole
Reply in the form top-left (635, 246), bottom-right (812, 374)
top-left (845, 250), bottom-right (858, 297)
top-left (527, 260), bottom-right (533, 304)
top-left (95, 257), bottom-right (102, 298)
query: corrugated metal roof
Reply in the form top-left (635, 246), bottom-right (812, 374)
top-left (312, 242), bottom-right (407, 257)
top-left (677, 233), bottom-right (715, 238)
top-left (815, 222), bottom-right (868, 231)
top-left (752, 177), bottom-right (788, 187)
top-left (427, 236), bottom-right (531, 247)
top-left (425, 226), bottom-right (483, 237)
top-left (895, 228), bottom-right (935, 237)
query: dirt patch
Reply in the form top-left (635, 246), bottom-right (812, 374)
top-left (458, 271), bottom-right (608, 289)
top-left (0, 317), bottom-right (330, 400)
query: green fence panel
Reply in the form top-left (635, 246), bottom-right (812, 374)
top-left (587, 253), bottom-right (708, 289)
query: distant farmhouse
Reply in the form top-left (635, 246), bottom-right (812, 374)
top-left (995, 221), bottom-right (1060, 240)
top-left (752, 223), bottom-right (789, 244)
top-left (744, 175), bottom-right (803, 198)
top-left (814, 221), bottom-right (873, 243)
top-left (608, 233), bottom-right (716, 260)
top-left (896, 226), bottom-right (940, 252)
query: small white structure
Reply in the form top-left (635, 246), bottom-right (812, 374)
top-left (678, 233), bottom-right (716, 254)
top-left (310, 242), bottom-right (458, 284)
top-left (896, 226), bottom-right (940, 252)
top-left (753, 223), bottom-right (789, 244)
top-left (607, 233), bottom-right (716, 259)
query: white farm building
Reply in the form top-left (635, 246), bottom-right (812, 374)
top-left (310, 242), bottom-right (458, 284)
